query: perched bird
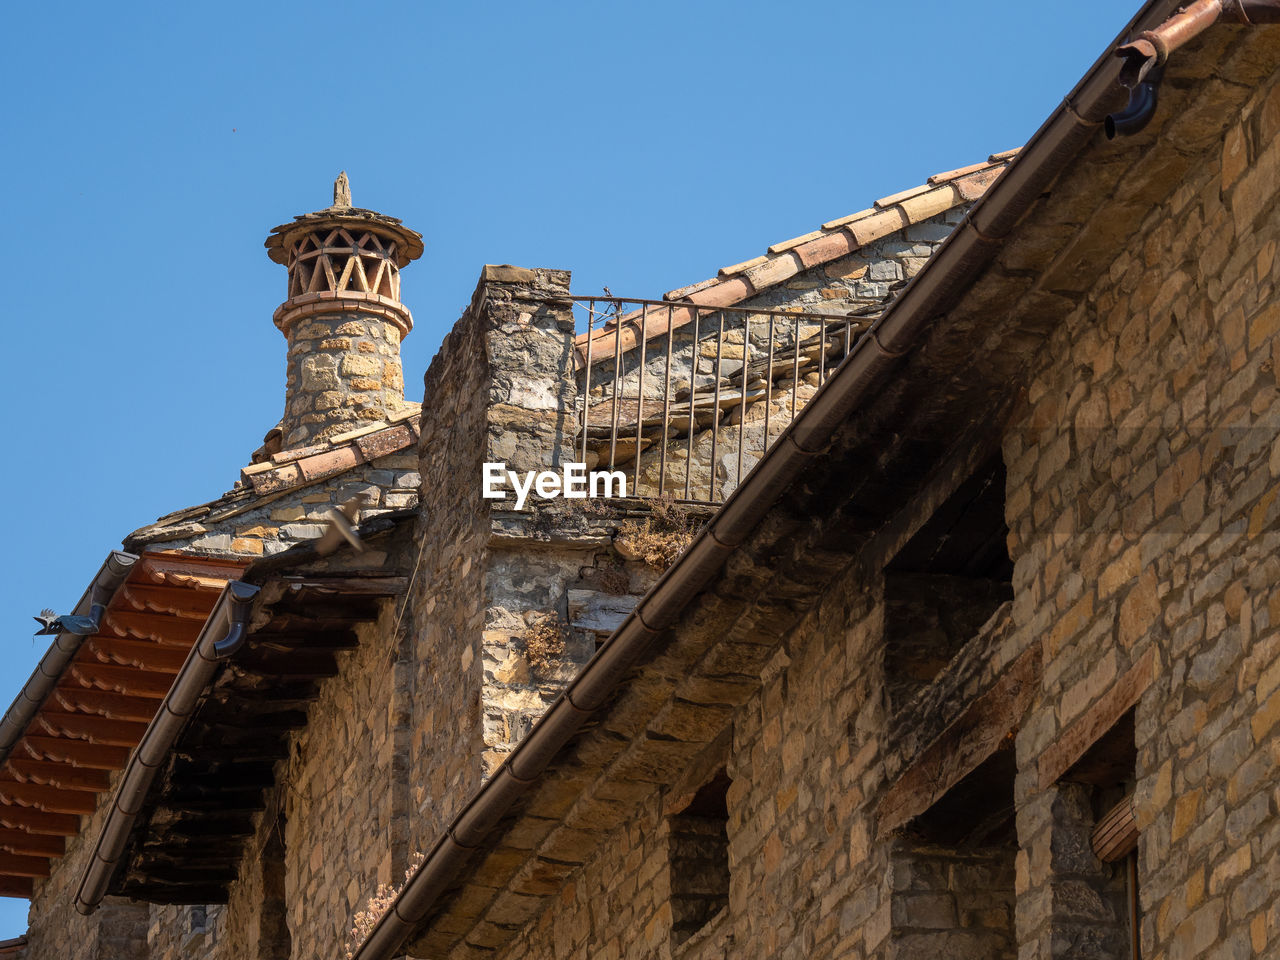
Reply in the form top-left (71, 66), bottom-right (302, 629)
top-left (314, 497), bottom-right (366, 557)
top-left (33, 603), bottom-right (105, 637)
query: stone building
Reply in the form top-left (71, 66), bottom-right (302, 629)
top-left (2, 1), bottom-right (1280, 958)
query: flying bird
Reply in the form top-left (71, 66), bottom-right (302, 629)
top-left (314, 497), bottom-right (366, 557)
top-left (33, 603), bottom-right (105, 637)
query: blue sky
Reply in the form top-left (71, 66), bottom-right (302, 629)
top-left (0, 0), bottom-right (1132, 937)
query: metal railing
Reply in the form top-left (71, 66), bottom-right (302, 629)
top-left (575, 296), bottom-right (872, 503)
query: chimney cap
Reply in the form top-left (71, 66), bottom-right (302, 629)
top-left (264, 173), bottom-right (424, 267)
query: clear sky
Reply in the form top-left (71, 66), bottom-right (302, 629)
top-left (0, 0), bottom-right (1134, 938)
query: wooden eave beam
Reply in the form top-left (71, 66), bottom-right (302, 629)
top-left (100, 611), bottom-right (201, 646)
top-left (0, 876), bottom-right (33, 898)
top-left (117, 584), bottom-right (217, 620)
top-left (0, 853), bottom-right (51, 878)
top-left (69, 663), bottom-right (177, 699)
top-left (53, 687), bottom-right (159, 724)
top-left (0, 806), bottom-right (80, 836)
top-left (0, 781), bottom-right (98, 816)
top-left (36, 713), bottom-right (149, 747)
top-left (19, 737), bottom-right (130, 770)
top-left (4, 759), bottom-right (111, 793)
top-left (86, 638), bottom-right (189, 673)
top-left (0, 829), bottom-right (64, 858)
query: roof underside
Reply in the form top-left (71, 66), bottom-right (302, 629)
top-left (110, 548), bottom-right (410, 902)
top-left (0, 553), bottom-right (246, 897)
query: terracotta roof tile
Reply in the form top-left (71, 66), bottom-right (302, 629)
top-left (793, 230), bottom-right (856, 271)
top-left (928, 160), bottom-right (999, 184)
top-left (821, 208), bottom-right (877, 232)
top-left (663, 277), bottom-right (721, 302)
top-left (573, 150), bottom-right (1020, 361)
top-left (717, 255), bottom-right (769, 278)
top-left (875, 182), bottom-right (933, 209)
top-left (767, 230), bottom-right (826, 255)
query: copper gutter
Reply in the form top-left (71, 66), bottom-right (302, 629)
top-left (1116, 0), bottom-right (1280, 87)
top-left (73, 580), bottom-right (258, 915)
top-left (0, 552), bottom-right (138, 766)
top-left (350, 3), bottom-right (1218, 957)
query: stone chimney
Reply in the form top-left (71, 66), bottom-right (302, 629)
top-left (264, 174), bottom-right (424, 448)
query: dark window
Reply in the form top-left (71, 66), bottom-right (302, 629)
top-left (884, 457), bottom-right (1013, 716)
top-left (667, 771), bottom-right (731, 946)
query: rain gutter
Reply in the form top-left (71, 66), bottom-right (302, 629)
top-left (353, 3), bottom-right (1225, 956)
top-left (0, 552), bottom-right (138, 767)
top-left (74, 579), bottom-right (259, 915)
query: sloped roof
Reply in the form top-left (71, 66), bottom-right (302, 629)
top-left (125, 407), bottom-right (421, 550)
top-left (574, 151), bottom-right (1018, 362)
top-left (0, 552), bottom-right (246, 897)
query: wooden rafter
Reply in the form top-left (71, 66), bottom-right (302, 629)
top-left (36, 713), bottom-right (149, 747)
top-left (19, 737), bottom-right (130, 770)
top-left (4, 760), bottom-right (111, 793)
top-left (117, 584), bottom-right (216, 619)
top-left (101, 610), bottom-right (202, 646)
top-left (0, 782), bottom-right (97, 816)
top-left (0, 806), bottom-right (80, 836)
top-left (0, 877), bottom-right (33, 898)
top-left (69, 663), bottom-right (176, 699)
top-left (86, 637), bottom-right (189, 672)
top-left (0, 829), bottom-right (64, 858)
top-left (53, 687), bottom-right (159, 723)
top-left (0, 853), bottom-right (51, 878)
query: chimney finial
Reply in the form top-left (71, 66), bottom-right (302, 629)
top-left (333, 171), bottom-right (351, 208)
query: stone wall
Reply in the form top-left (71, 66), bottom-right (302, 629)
top-left (1007, 69), bottom-right (1280, 960)
top-left (23, 780), bottom-right (149, 960)
top-left (281, 311), bottom-right (409, 448)
top-left (584, 209), bottom-right (967, 500)
top-left (475, 70), bottom-right (1280, 960)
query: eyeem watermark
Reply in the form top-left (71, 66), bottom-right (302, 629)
top-left (483, 463), bottom-right (627, 509)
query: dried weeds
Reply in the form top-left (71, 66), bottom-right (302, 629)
top-left (615, 496), bottom-right (698, 570)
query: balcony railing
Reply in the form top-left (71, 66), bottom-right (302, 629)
top-left (574, 296), bottom-right (873, 503)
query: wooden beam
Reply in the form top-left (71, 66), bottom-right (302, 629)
top-left (117, 584), bottom-right (217, 620)
top-left (0, 781), bottom-right (98, 816)
top-left (275, 575), bottom-right (408, 596)
top-left (0, 830), bottom-right (64, 858)
top-left (0, 806), bottom-right (80, 836)
top-left (0, 854), bottom-right (50, 878)
top-left (5, 759), bottom-right (110, 793)
top-left (232, 651), bottom-right (338, 681)
top-left (0, 876), bottom-right (33, 898)
top-left (86, 638), bottom-right (189, 673)
top-left (36, 713), bottom-right (149, 747)
top-left (69, 663), bottom-right (176, 699)
top-left (20, 737), bottom-right (129, 770)
top-left (53, 687), bottom-right (158, 724)
top-left (1038, 648), bottom-right (1157, 791)
top-left (100, 611), bottom-right (201, 646)
top-left (878, 644), bottom-right (1041, 838)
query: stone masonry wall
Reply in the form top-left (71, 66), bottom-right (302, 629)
top-left (481, 70), bottom-right (1280, 960)
top-left (282, 311), bottom-right (408, 448)
top-left (586, 208), bottom-right (967, 500)
top-left (283, 603), bottom-right (404, 960)
top-left (23, 778), bottom-right (149, 960)
top-left (1007, 68), bottom-right (1280, 960)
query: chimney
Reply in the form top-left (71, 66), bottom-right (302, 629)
top-left (264, 173), bottom-right (424, 448)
